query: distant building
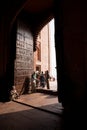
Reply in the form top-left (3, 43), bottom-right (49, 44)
top-left (34, 23), bottom-right (50, 73)
top-left (34, 19), bottom-right (57, 79)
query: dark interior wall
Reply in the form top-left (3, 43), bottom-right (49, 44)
top-left (54, 0), bottom-right (87, 111)
top-left (0, 0), bottom-right (28, 102)
top-left (0, 19), bottom-right (17, 101)
top-left (14, 20), bottom-right (34, 93)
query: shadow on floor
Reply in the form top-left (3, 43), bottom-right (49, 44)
top-left (0, 101), bottom-right (62, 130)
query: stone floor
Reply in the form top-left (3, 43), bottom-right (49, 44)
top-left (15, 92), bottom-right (63, 115)
top-left (0, 84), bottom-right (86, 130)
top-left (0, 92), bottom-right (63, 130)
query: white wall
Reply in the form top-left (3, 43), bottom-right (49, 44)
top-left (49, 19), bottom-right (57, 79)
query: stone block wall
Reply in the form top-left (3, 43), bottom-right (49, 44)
top-left (14, 20), bottom-right (34, 92)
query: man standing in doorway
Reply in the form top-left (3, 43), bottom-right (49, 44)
top-left (45, 70), bottom-right (50, 89)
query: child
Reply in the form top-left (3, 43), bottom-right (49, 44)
top-left (10, 86), bottom-right (19, 100)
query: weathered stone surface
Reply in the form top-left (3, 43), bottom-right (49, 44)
top-left (14, 21), bottom-right (34, 91)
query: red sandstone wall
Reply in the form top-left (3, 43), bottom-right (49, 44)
top-left (34, 24), bottom-right (50, 73)
top-left (41, 24), bottom-right (49, 72)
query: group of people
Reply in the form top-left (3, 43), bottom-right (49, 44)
top-left (31, 70), bottom-right (50, 90)
top-left (10, 70), bottom-right (50, 100)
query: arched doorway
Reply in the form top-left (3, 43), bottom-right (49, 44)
top-left (5, 0), bottom-right (64, 115)
top-left (11, 2), bottom-right (62, 114)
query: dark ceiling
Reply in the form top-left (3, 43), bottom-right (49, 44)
top-left (21, 0), bottom-right (54, 50)
top-left (20, 0), bottom-right (54, 34)
top-left (23, 0), bottom-right (54, 14)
